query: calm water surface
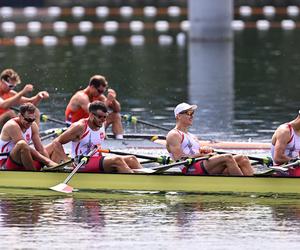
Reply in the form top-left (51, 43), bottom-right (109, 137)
top-left (1, 29), bottom-right (300, 249)
top-left (1, 190), bottom-right (300, 250)
top-left (1, 29), bottom-right (300, 140)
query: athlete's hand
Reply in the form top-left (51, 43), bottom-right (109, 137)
top-left (22, 84), bottom-right (34, 94)
top-left (107, 88), bottom-right (116, 100)
top-left (199, 146), bottom-right (214, 155)
top-left (38, 91), bottom-right (49, 99)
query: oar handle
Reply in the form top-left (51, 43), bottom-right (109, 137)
top-left (40, 114), bottom-right (68, 126)
top-left (64, 146), bottom-right (99, 185)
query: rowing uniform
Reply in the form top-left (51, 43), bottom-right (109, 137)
top-left (170, 129), bottom-right (208, 175)
top-left (0, 91), bottom-right (14, 116)
top-left (71, 119), bottom-right (106, 172)
top-left (65, 106), bottom-right (89, 124)
top-left (0, 119), bottom-right (41, 170)
top-left (271, 123), bottom-right (300, 176)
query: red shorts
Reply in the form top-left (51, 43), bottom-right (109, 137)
top-left (181, 160), bottom-right (208, 175)
top-left (288, 167), bottom-right (300, 177)
top-left (1, 157), bottom-right (42, 171)
top-left (77, 156), bottom-right (105, 173)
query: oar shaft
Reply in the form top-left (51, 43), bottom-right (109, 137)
top-left (215, 150), bottom-right (272, 165)
top-left (100, 149), bottom-right (157, 161)
top-left (122, 114), bottom-right (170, 131)
top-left (100, 149), bottom-right (173, 164)
top-left (64, 146), bottom-right (99, 184)
top-left (40, 114), bottom-right (67, 126)
top-left (152, 156), bottom-right (210, 174)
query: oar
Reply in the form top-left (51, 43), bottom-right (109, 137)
top-left (40, 113), bottom-right (68, 126)
top-left (122, 114), bottom-right (170, 132)
top-left (254, 160), bottom-right (300, 176)
top-left (50, 146), bottom-right (99, 193)
top-left (214, 150), bottom-right (273, 166)
top-left (99, 149), bottom-right (173, 164)
top-left (39, 128), bottom-right (66, 141)
top-left (42, 158), bottom-right (74, 171)
top-left (11, 106), bottom-right (68, 126)
top-left (106, 133), bottom-right (166, 141)
top-left (151, 156), bottom-right (211, 174)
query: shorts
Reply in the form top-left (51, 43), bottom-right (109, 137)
top-left (2, 156), bottom-right (42, 171)
top-left (77, 156), bottom-right (105, 173)
top-left (181, 160), bottom-right (208, 176)
top-left (288, 167), bottom-right (300, 177)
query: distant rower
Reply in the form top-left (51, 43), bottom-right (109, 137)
top-left (65, 74), bottom-right (124, 139)
top-left (0, 68), bottom-right (49, 128)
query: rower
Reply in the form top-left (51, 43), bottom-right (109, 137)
top-left (0, 103), bottom-right (57, 170)
top-left (271, 110), bottom-right (300, 176)
top-left (166, 102), bottom-right (254, 176)
top-left (65, 74), bottom-right (124, 139)
top-left (47, 101), bottom-right (142, 173)
top-left (0, 68), bottom-right (49, 128)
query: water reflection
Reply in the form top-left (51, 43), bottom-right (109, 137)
top-left (1, 192), bottom-right (300, 248)
top-left (188, 40), bottom-right (234, 137)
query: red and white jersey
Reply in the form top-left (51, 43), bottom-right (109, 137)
top-left (169, 129), bottom-right (200, 160)
top-left (0, 126), bottom-right (32, 160)
top-left (271, 123), bottom-right (300, 164)
top-left (71, 119), bottom-right (105, 158)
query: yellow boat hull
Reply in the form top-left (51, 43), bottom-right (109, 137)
top-left (0, 171), bottom-right (299, 196)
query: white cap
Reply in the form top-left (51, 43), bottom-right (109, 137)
top-left (174, 102), bottom-right (197, 117)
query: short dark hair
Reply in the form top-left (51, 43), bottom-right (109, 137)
top-left (89, 75), bottom-right (107, 88)
top-left (19, 103), bottom-right (36, 115)
top-left (89, 101), bottom-right (108, 113)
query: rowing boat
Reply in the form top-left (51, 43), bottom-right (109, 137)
top-left (0, 170), bottom-right (299, 197)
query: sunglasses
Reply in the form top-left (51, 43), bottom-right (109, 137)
top-left (3, 79), bottom-right (16, 89)
top-left (22, 114), bottom-right (36, 123)
top-left (180, 110), bottom-right (195, 116)
top-left (92, 112), bottom-right (107, 120)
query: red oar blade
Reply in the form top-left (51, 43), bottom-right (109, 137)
top-left (50, 183), bottom-right (74, 193)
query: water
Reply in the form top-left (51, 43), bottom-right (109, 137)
top-left (1, 190), bottom-right (300, 250)
top-left (1, 29), bottom-right (300, 249)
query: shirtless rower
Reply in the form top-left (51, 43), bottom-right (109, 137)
top-left (166, 102), bottom-right (254, 176)
top-left (271, 110), bottom-right (300, 176)
top-left (65, 75), bottom-right (123, 139)
top-left (0, 68), bottom-right (49, 128)
top-left (0, 103), bottom-right (57, 170)
top-left (48, 101), bottom-right (142, 173)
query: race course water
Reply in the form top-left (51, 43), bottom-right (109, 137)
top-left (1, 28), bottom-right (300, 249)
top-left (1, 190), bottom-right (300, 250)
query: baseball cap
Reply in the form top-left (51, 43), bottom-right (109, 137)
top-left (174, 102), bottom-right (197, 117)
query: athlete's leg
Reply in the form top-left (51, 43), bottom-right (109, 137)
top-left (233, 155), bottom-right (254, 176)
top-left (105, 112), bottom-right (124, 139)
top-left (102, 156), bottom-right (134, 173)
top-left (123, 155), bottom-right (143, 169)
top-left (203, 154), bottom-right (244, 176)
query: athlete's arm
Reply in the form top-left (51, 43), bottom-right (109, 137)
top-left (0, 85), bottom-right (33, 109)
top-left (273, 127), bottom-right (293, 164)
top-left (31, 122), bottom-right (49, 157)
top-left (166, 132), bottom-right (186, 161)
top-left (105, 89), bottom-right (121, 112)
top-left (55, 122), bottom-right (85, 145)
top-left (21, 91), bottom-right (49, 106)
